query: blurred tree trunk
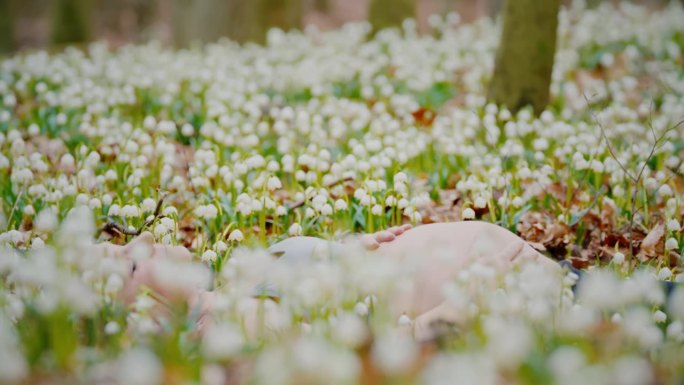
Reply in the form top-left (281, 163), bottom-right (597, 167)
top-left (487, 0), bottom-right (560, 115)
top-left (132, 0), bottom-right (157, 40)
top-left (0, 0), bottom-right (14, 54)
top-left (51, 0), bottom-right (91, 45)
top-left (173, 0), bottom-right (302, 47)
top-left (227, 0), bottom-right (302, 44)
top-left (368, 0), bottom-right (416, 32)
top-left (489, 0), bottom-right (503, 18)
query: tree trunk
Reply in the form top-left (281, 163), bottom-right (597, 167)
top-left (368, 0), bottom-right (416, 32)
top-left (227, 0), bottom-right (302, 44)
top-left (51, 0), bottom-right (91, 45)
top-left (487, 0), bottom-right (560, 115)
top-left (173, 0), bottom-right (302, 47)
top-left (0, 0), bottom-right (14, 54)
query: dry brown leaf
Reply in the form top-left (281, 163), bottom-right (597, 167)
top-left (640, 223), bottom-right (664, 256)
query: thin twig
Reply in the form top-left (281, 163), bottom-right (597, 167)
top-left (585, 93), bottom-right (684, 258)
top-left (100, 192), bottom-right (169, 238)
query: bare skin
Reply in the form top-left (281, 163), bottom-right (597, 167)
top-left (101, 221), bottom-right (562, 339)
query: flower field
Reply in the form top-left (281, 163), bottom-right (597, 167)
top-left (1, 2), bottom-right (684, 384)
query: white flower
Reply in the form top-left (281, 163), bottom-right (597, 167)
top-left (163, 206), bottom-right (178, 216)
top-left (511, 196), bottom-right (524, 208)
top-left (372, 331), bottom-right (417, 374)
top-left (474, 196), bottom-right (487, 209)
top-left (305, 207), bottom-right (316, 218)
top-left (228, 230), bottom-right (244, 242)
top-left (658, 267), bottom-right (673, 280)
top-left (288, 223), bottom-right (302, 236)
top-left (34, 209), bottom-right (57, 233)
top-left (202, 250), bottom-right (218, 263)
top-left (359, 195), bottom-right (371, 206)
top-left (88, 198), bottom-right (102, 209)
top-left (653, 310), bottom-right (667, 323)
top-left (195, 204), bottom-right (218, 220)
top-left (108, 204), bottom-right (121, 216)
top-left (213, 241), bottom-right (228, 253)
top-left (397, 314), bottom-right (412, 326)
top-left (665, 237), bottom-right (679, 251)
top-left (371, 204), bottom-right (383, 216)
top-left (612, 251), bottom-right (625, 265)
top-left (667, 219), bottom-right (681, 232)
top-left (142, 198), bottom-right (157, 213)
top-left (202, 323), bottom-right (244, 360)
top-left (105, 321), bottom-right (121, 335)
top-left (332, 313), bottom-right (368, 348)
top-left (60, 153), bottom-right (75, 170)
top-left (354, 302), bottom-right (368, 317)
top-left (181, 123), bottom-right (194, 136)
top-left (393, 172), bottom-right (408, 185)
top-left (267, 176), bottom-right (282, 191)
top-left (320, 204), bottom-right (333, 216)
top-left (121, 205), bottom-right (140, 218)
top-left (23, 205), bottom-right (35, 216)
top-left (117, 348), bottom-right (162, 385)
top-left (334, 199), bottom-right (348, 211)
top-left (275, 205), bottom-right (287, 216)
top-left (462, 207), bottom-right (475, 220)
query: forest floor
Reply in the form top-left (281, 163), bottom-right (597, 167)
top-left (1, 3), bottom-right (684, 384)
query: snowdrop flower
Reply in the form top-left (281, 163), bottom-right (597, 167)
top-left (666, 237), bottom-right (679, 251)
top-left (163, 206), bottom-right (178, 216)
top-left (267, 176), bottom-right (282, 191)
top-left (195, 204), bottom-right (218, 220)
top-left (214, 241), bottom-right (228, 253)
top-left (105, 321), bottom-right (121, 335)
top-left (511, 196), bottom-right (524, 208)
top-left (117, 348), bottom-right (162, 385)
top-left (202, 323), bottom-right (244, 360)
top-left (34, 209), bottom-right (58, 233)
top-left (275, 205), bottom-right (287, 216)
top-left (393, 172), bottom-right (408, 185)
top-left (228, 230), bottom-right (244, 242)
top-left (141, 198), bottom-right (157, 213)
top-left (331, 313), bottom-right (368, 348)
top-left (397, 314), bottom-right (412, 326)
top-left (120, 205), bottom-right (140, 218)
top-left (658, 267), bottom-right (673, 280)
top-left (334, 199), bottom-right (348, 211)
top-left (653, 310), bottom-right (667, 323)
top-left (202, 250), bottom-right (218, 263)
top-left (321, 204), bottom-right (333, 216)
top-left (354, 302), bottom-right (369, 317)
top-left (302, 207), bottom-right (314, 218)
top-left (288, 223), bottom-right (302, 236)
top-left (462, 207), bottom-right (475, 220)
top-left (372, 331), bottom-right (418, 374)
top-left (108, 204), bottom-right (121, 216)
top-left (612, 251), bottom-right (625, 265)
top-left (667, 219), bottom-right (681, 232)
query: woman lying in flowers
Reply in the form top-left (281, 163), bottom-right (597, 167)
top-left (101, 221), bottom-right (677, 340)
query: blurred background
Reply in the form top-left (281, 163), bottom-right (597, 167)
top-left (0, 0), bottom-right (673, 54)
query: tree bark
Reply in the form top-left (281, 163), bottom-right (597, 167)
top-left (368, 0), bottom-right (416, 32)
top-left (487, 0), bottom-right (560, 115)
top-left (0, 0), bottom-right (14, 54)
top-left (51, 0), bottom-right (91, 45)
top-left (172, 0), bottom-right (302, 47)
